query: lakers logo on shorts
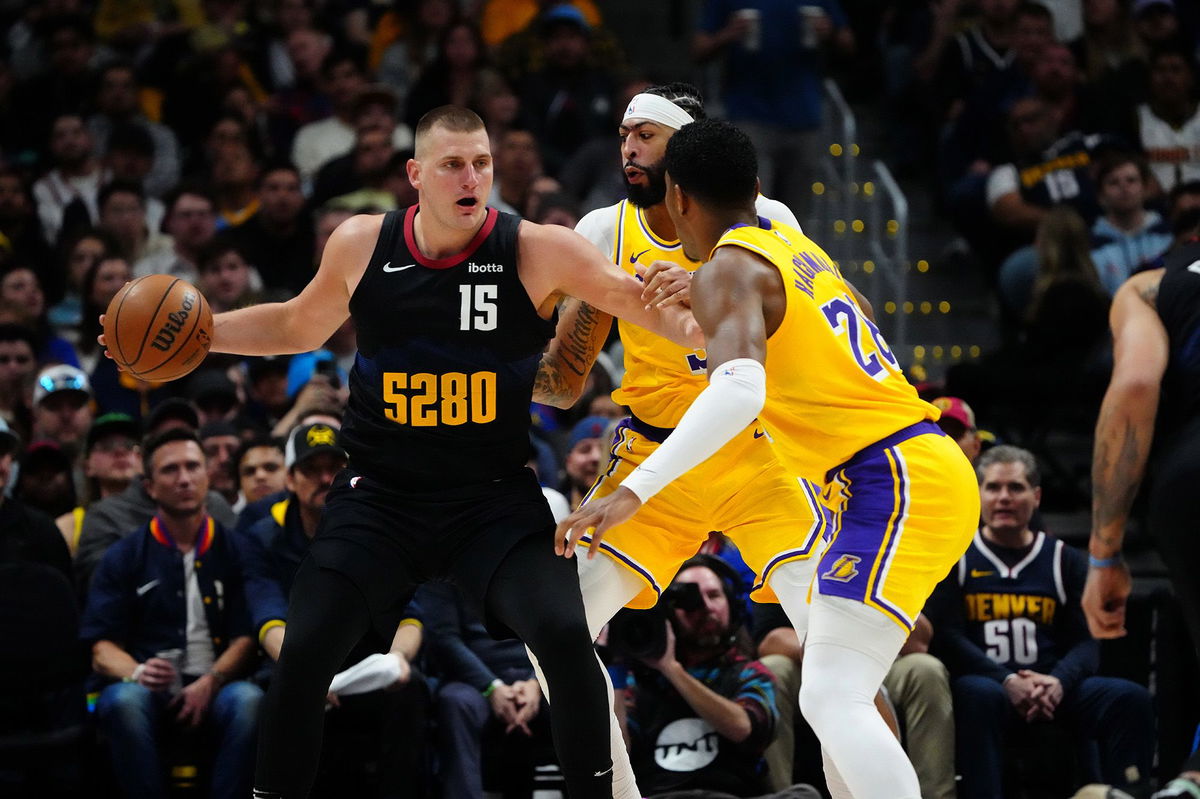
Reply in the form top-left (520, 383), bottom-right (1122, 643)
top-left (823, 554), bottom-right (862, 583)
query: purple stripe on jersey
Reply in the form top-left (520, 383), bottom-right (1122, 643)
top-left (866, 448), bottom-right (912, 626)
top-left (578, 536), bottom-right (661, 599)
top-left (817, 446), bottom-right (914, 629)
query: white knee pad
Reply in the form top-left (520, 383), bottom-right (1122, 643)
top-left (766, 556), bottom-right (818, 638)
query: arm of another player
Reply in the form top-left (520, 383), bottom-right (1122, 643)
top-left (1083, 270), bottom-right (1168, 639)
top-left (555, 248), bottom-right (777, 558)
top-left (208, 214), bottom-right (381, 356)
top-left (533, 298), bottom-right (614, 408)
top-left (519, 222), bottom-right (703, 350)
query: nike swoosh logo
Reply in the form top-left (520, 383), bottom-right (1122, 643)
top-left (629, 248), bottom-right (651, 264)
top-left (970, 569), bottom-right (994, 578)
top-left (137, 579), bottom-right (160, 596)
top-left (382, 262), bottom-right (416, 273)
top-left (753, 429), bottom-right (767, 439)
top-left (1187, 259), bottom-right (1200, 276)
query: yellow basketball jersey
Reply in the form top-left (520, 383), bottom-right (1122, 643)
top-left (713, 218), bottom-right (939, 480)
top-left (608, 201), bottom-right (709, 427)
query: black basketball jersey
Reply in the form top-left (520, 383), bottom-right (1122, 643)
top-left (1156, 238), bottom-right (1200, 436)
top-left (952, 530), bottom-right (1086, 676)
top-left (340, 206), bottom-right (556, 488)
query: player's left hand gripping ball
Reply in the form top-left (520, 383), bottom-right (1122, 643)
top-left (555, 487), bottom-right (644, 559)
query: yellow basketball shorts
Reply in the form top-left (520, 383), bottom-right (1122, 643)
top-left (818, 422), bottom-right (979, 631)
top-left (580, 417), bottom-right (828, 608)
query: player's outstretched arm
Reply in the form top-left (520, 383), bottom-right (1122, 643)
top-left (534, 297), bottom-right (613, 408)
top-left (1084, 270), bottom-right (1168, 639)
top-left (518, 222), bottom-right (703, 349)
top-left (555, 249), bottom-right (780, 558)
top-left (209, 215), bottom-right (381, 356)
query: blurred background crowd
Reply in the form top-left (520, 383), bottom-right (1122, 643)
top-left (0, 0), bottom-right (1197, 798)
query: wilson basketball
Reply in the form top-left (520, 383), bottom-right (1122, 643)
top-left (103, 274), bottom-right (214, 382)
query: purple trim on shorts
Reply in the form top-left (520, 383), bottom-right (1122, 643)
top-left (824, 420), bottom-right (943, 484)
top-left (627, 413), bottom-right (674, 444)
top-left (867, 449), bottom-right (911, 625)
top-left (577, 535), bottom-right (661, 599)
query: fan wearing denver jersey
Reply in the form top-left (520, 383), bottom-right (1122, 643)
top-left (101, 106), bottom-right (703, 799)
top-left (558, 119), bottom-right (978, 799)
top-left (531, 83), bottom-right (832, 799)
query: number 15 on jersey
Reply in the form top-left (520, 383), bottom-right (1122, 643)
top-left (460, 285), bottom-right (497, 331)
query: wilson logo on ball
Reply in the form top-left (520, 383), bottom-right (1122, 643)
top-left (150, 290), bottom-right (197, 352)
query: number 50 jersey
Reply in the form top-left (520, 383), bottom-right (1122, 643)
top-left (340, 206), bottom-right (555, 489)
top-left (712, 217), bottom-right (938, 482)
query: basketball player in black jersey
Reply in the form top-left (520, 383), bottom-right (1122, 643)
top-left (136, 106), bottom-right (702, 799)
top-left (1085, 214), bottom-right (1200, 798)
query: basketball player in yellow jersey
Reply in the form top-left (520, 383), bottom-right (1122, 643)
top-left (558, 119), bottom-right (979, 799)
top-left (530, 84), bottom-right (831, 799)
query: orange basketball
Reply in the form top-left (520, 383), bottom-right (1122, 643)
top-left (103, 274), bottom-right (214, 382)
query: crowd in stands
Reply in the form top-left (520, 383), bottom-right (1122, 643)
top-left (0, 0), bottom-right (1197, 798)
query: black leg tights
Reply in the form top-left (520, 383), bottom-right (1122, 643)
top-left (486, 533), bottom-right (613, 799)
top-left (252, 558), bottom-right (376, 798)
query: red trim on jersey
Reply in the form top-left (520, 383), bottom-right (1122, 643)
top-left (403, 205), bottom-right (499, 269)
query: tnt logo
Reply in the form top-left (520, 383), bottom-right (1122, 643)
top-left (306, 425), bottom-right (337, 447)
top-left (822, 554), bottom-right (862, 583)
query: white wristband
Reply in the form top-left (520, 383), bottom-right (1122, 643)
top-left (621, 358), bottom-right (766, 502)
top-left (127, 663), bottom-right (146, 683)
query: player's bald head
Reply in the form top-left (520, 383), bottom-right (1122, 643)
top-left (413, 105), bottom-right (486, 159)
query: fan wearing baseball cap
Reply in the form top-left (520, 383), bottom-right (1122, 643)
top-left (932, 396), bottom-right (981, 463)
top-left (235, 422), bottom-right (430, 794)
top-left (55, 413), bottom-right (143, 555)
top-left (32, 364), bottom-right (94, 457)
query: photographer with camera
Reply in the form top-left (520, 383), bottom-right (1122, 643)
top-left (613, 554), bottom-right (779, 797)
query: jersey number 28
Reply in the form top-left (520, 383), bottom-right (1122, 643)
top-left (820, 295), bottom-right (900, 382)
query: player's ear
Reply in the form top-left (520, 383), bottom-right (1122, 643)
top-left (406, 158), bottom-right (421, 190)
top-left (754, 176), bottom-right (761, 197)
top-left (671, 183), bottom-right (688, 216)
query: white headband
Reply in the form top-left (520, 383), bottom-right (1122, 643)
top-left (622, 93), bottom-right (694, 131)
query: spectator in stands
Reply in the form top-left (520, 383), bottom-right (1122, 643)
top-left (1029, 43), bottom-right (1090, 133)
top-left (0, 323), bottom-right (38, 443)
top-left (75, 399), bottom-right (237, 594)
top-left (211, 143), bottom-right (262, 231)
top-left (693, 0), bottom-right (855, 219)
top-left (31, 365), bottom-right (93, 472)
top-left (1133, 0), bottom-right (1183, 50)
top-left (0, 264), bottom-right (79, 367)
top-left (928, 446), bottom-right (1154, 799)
top-left (422, 579), bottom-right (550, 799)
top-left (197, 238), bottom-right (261, 314)
top-left (56, 412), bottom-right (141, 555)
top-left (15, 440), bottom-right (77, 519)
top-left (81, 428), bottom-right (262, 799)
top-left (927, 0), bottom-right (1020, 120)
top-left (87, 62), bottom-right (182, 199)
top-left (269, 27), bottom-right (332, 152)
top-left (13, 15), bottom-right (99, 154)
top-left (489, 127), bottom-right (544, 216)
top-left (33, 112), bottom-right (110, 247)
top-left (97, 180), bottom-right (169, 265)
top-left (1069, 0), bottom-right (1148, 133)
top-left (103, 122), bottom-right (161, 198)
top-left (186, 369), bottom-right (242, 427)
top-left (232, 436), bottom-right (286, 512)
top-left (620, 555), bottom-right (777, 796)
top-left (292, 51), bottom-right (372, 181)
top-left (932, 396), bottom-right (983, 463)
top-left (200, 420), bottom-right (242, 510)
top-left (1026, 208), bottom-right (1112, 356)
top-left (374, 0), bottom-right (456, 106)
top-left (559, 415), bottom-right (608, 510)
top-left (0, 167), bottom-right (51, 270)
top-left (133, 185), bottom-right (218, 283)
top-left (404, 21), bottom-right (494, 133)
top-left (228, 163), bottom-right (314, 296)
top-left (518, 6), bottom-right (621, 175)
top-left (310, 85), bottom-right (403, 207)
top-left (47, 227), bottom-right (112, 334)
top-left (77, 254), bottom-right (133, 374)
top-left (257, 0), bottom-right (316, 92)
top-left (235, 422), bottom-right (428, 796)
top-left (1136, 47), bottom-right (1200, 194)
top-left (0, 416), bottom-right (71, 579)
top-left (240, 356), bottom-right (294, 432)
top-left (1168, 179), bottom-right (1200, 225)
top-left (472, 70), bottom-right (521, 149)
top-left (531, 191), bottom-right (581, 228)
top-left (1090, 154), bottom-right (1173, 293)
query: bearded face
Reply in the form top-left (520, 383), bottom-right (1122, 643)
top-left (623, 156), bottom-right (668, 208)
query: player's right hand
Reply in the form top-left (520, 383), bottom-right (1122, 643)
top-left (1081, 560), bottom-right (1132, 639)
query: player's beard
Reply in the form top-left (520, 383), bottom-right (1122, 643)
top-left (623, 159), bottom-right (668, 208)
